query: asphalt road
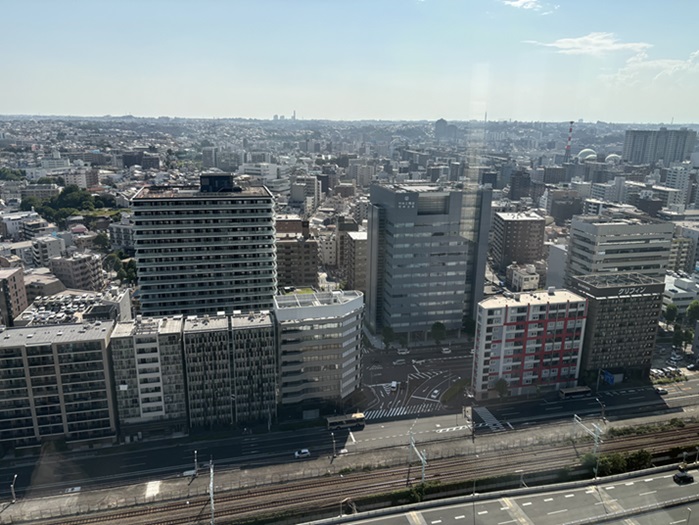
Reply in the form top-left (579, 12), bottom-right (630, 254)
top-left (330, 468), bottom-right (698, 525)
top-left (2, 373), bottom-right (699, 501)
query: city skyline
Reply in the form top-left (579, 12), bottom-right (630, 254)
top-left (2, 0), bottom-right (699, 123)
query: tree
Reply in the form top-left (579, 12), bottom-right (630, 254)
top-left (494, 378), bottom-right (509, 398)
top-left (93, 232), bottom-right (111, 253)
top-left (665, 303), bottom-right (678, 325)
top-left (673, 328), bottom-right (685, 348)
top-left (431, 322), bottom-right (447, 345)
top-left (686, 300), bottom-right (699, 327)
top-left (382, 326), bottom-right (395, 350)
top-left (683, 328), bottom-right (694, 349)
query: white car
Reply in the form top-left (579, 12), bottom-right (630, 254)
top-left (294, 449), bottom-right (311, 459)
top-left (430, 389), bottom-right (440, 399)
top-left (441, 347), bottom-right (451, 354)
top-left (397, 348), bottom-right (410, 355)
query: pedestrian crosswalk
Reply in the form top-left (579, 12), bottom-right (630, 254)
top-left (473, 406), bottom-right (505, 432)
top-left (365, 403), bottom-right (439, 421)
top-left (407, 371), bottom-right (441, 381)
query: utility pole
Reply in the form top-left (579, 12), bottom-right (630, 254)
top-left (194, 450), bottom-right (198, 477)
top-left (595, 398), bottom-right (606, 422)
top-left (331, 432), bottom-right (337, 459)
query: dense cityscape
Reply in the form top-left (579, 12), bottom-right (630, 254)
top-left (0, 114), bottom-right (698, 524)
top-left (4, 0), bottom-right (699, 523)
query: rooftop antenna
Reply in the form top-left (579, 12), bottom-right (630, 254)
top-left (563, 121), bottom-right (574, 163)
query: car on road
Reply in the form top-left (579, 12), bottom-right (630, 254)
top-left (441, 347), bottom-right (451, 354)
top-left (687, 363), bottom-right (697, 371)
top-left (294, 449), bottom-right (311, 459)
top-left (673, 471), bottom-right (694, 484)
top-left (430, 389), bottom-right (440, 399)
top-left (397, 348), bottom-right (410, 355)
top-left (392, 359), bottom-right (406, 366)
top-left (655, 387), bottom-right (669, 395)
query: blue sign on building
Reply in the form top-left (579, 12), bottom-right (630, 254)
top-left (602, 370), bottom-right (615, 385)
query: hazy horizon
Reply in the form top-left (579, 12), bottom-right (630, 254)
top-left (2, 0), bottom-right (699, 123)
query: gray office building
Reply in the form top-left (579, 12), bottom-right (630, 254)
top-left (622, 127), bottom-right (696, 167)
top-left (366, 182), bottom-right (491, 340)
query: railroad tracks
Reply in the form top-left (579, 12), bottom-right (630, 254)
top-left (24, 424), bottom-right (699, 525)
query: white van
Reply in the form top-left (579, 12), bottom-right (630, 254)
top-left (390, 381), bottom-right (398, 391)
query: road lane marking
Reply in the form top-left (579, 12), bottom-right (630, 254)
top-left (548, 509), bottom-right (567, 515)
top-left (431, 521), bottom-right (442, 524)
top-left (644, 478), bottom-right (654, 482)
top-left (544, 498), bottom-right (553, 502)
top-left (565, 494), bottom-right (575, 498)
top-left (607, 486), bottom-right (615, 489)
top-left (455, 516), bottom-right (465, 520)
top-left (498, 521), bottom-right (516, 525)
top-left (478, 510), bottom-right (488, 515)
top-left (349, 432), bottom-right (356, 443)
top-left (522, 502), bottom-right (532, 506)
top-left (639, 491), bottom-right (657, 496)
top-left (625, 482), bottom-right (634, 486)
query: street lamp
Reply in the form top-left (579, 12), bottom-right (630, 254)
top-left (10, 474), bottom-right (17, 504)
top-left (331, 432), bottom-right (337, 458)
top-left (595, 398), bottom-right (606, 422)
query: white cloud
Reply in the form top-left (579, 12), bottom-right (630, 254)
top-left (525, 32), bottom-right (652, 56)
top-left (502, 0), bottom-right (541, 9)
top-left (603, 49), bottom-right (699, 88)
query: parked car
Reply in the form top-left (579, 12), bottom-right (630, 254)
top-left (687, 364), bottom-right (696, 371)
top-left (294, 449), bottom-right (311, 459)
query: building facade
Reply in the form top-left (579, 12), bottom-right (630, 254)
top-left (490, 211), bottom-right (545, 272)
top-left (623, 127), bottom-right (696, 166)
top-left (275, 291), bottom-right (363, 407)
top-left (565, 213), bottom-right (674, 286)
top-left (571, 273), bottom-right (663, 380)
top-left (132, 177), bottom-right (277, 317)
top-left (0, 267), bottom-right (27, 327)
top-left (366, 182), bottom-right (491, 338)
top-left (50, 253), bottom-right (105, 291)
top-left (110, 317), bottom-right (187, 441)
top-left (471, 289), bottom-right (587, 401)
top-left (0, 324), bottom-right (117, 451)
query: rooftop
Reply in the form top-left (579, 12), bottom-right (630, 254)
top-left (0, 322), bottom-right (112, 347)
top-left (133, 185), bottom-right (270, 200)
top-left (572, 272), bottom-right (663, 288)
top-left (275, 290), bottom-right (363, 309)
top-left (481, 288), bottom-right (585, 308)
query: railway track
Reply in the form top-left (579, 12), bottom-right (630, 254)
top-left (24, 424), bottom-right (699, 525)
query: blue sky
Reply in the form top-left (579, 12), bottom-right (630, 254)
top-left (2, 0), bottom-right (698, 123)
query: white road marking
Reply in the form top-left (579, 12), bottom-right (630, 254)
top-left (607, 486), bottom-right (615, 490)
top-left (644, 478), bottom-right (654, 482)
top-left (625, 482), bottom-right (634, 486)
top-left (565, 494), bottom-right (575, 498)
top-left (544, 498), bottom-right (554, 502)
top-left (639, 491), bottom-right (657, 496)
top-left (431, 521), bottom-right (442, 524)
top-left (522, 502), bottom-right (532, 506)
top-left (455, 516), bottom-right (465, 520)
top-left (548, 509), bottom-right (567, 515)
top-left (478, 510), bottom-right (488, 515)
top-left (498, 521), bottom-right (516, 525)
top-left (349, 432), bottom-right (356, 443)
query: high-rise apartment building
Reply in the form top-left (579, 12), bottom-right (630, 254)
top-left (471, 289), bottom-right (587, 401)
top-left (565, 213), bottom-right (674, 286)
top-left (276, 233), bottom-right (319, 289)
top-left (490, 211), bottom-right (545, 273)
top-left (275, 291), bottom-right (363, 407)
top-left (345, 231), bottom-right (367, 294)
top-left (132, 176), bottom-right (277, 317)
top-left (0, 324), bottom-right (117, 451)
top-left (571, 273), bottom-right (663, 380)
top-left (623, 127), bottom-right (696, 166)
top-left (367, 183), bottom-right (491, 338)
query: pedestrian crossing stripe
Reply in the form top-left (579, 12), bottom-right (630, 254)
top-left (364, 404), bottom-right (438, 420)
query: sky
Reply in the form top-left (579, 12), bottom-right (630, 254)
top-left (1, 0), bottom-right (699, 123)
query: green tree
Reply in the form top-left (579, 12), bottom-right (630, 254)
top-left (665, 303), bottom-right (678, 325)
top-left (673, 328), bottom-right (685, 348)
top-left (431, 322), bottom-right (447, 345)
top-left (625, 449), bottom-right (652, 471)
top-left (683, 328), bottom-right (694, 348)
top-left (494, 378), bottom-right (509, 398)
top-left (19, 196), bottom-right (42, 212)
top-left (93, 232), bottom-right (111, 253)
top-left (382, 326), bottom-right (395, 350)
top-left (686, 300), bottom-right (699, 327)
top-left (0, 167), bottom-right (24, 181)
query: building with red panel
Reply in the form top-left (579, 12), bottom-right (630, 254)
top-left (471, 288), bottom-right (587, 401)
